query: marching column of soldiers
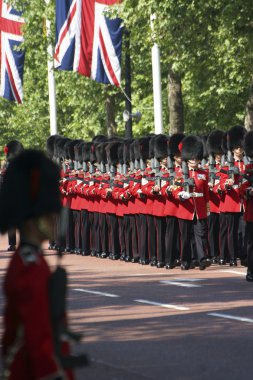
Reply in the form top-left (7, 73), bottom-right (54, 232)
top-left (46, 125), bottom-right (253, 281)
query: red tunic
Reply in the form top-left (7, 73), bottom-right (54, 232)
top-left (2, 247), bottom-right (69, 380)
top-left (219, 160), bottom-right (245, 213)
top-left (176, 168), bottom-right (210, 220)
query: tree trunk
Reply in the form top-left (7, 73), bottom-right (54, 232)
top-left (244, 75), bottom-right (253, 131)
top-left (168, 70), bottom-right (184, 134)
top-left (106, 95), bottom-right (117, 137)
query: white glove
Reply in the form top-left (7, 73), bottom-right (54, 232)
top-left (178, 191), bottom-right (191, 200)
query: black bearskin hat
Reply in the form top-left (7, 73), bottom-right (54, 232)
top-left (227, 125), bottom-right (246, 151)
top-left (76, 141), bottom-right (85, 163)
top-left (74, 140), bottom-right (84, 162)
top-left (221, 132), bottom-right (228, 154)
top-left (54, 137), bottom-right (69, 161)
top-left (4, 140), bottom-right (24, 162)
top-left (149, 135), bottom-right (156, 158)
top-left (123, 139), bottom-right (133, 164)
top-left (105, 142), bottom-right (121, 166)
top-left (95, 143), bottom-right (107, 164)
top-left (139, 137), bottom-right (152, 161)
top-left (181, 136), bottom-right (203, 161)
top-left (65, 139), bottom-right (82, 161)
top-left (117, 143), bottom-right (124, 165)
top-left (167, 133), bottom-right (185, 157)
top-left (46, 135), bottom-right (60, 159)
top-left (206, 130), bottom-right (224, 156)
top-left (153, 134), bottom-right (168, 159)
top-left (90, 143), bottom-right (97, 164)
top-left (82, 142), bottom-right (92, 162)
top-left (130, 140), bottom-right (135, 163)
top-left (244, 131), bottom-right (253, 157)
top-left (199, 135), bottom-right (208, 160)
top-left (133, 139), bottom-right (141, 161)
top-left (92, 135), bottom-right (107, 143)
top-left (0, 150), bottom-right (61, 232)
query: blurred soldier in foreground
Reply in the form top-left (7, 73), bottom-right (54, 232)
top-left (0, 150), bottom-right (88, 380)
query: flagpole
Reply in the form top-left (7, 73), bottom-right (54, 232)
top-left (150, 14), bottom-right (163, 134)
top-left (45, 0), bottom-right (58, 136)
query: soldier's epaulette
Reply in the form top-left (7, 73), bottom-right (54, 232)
top-left (19, 245), bottom-right (39, 265)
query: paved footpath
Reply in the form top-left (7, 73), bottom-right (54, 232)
top-left (0, 235), bottom-right (253, 380)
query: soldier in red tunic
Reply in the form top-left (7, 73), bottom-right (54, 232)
top-left (176, 136), bottom-right (211, 270)
top-left (0, 150), bottom-right (81, 380)
top-left (218, 126), bottom-right (246, 266)
top-left (206, 130), bottom-right (224, 263)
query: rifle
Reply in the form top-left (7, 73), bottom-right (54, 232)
top-left (226, 149), bottom-right (240, 182)
top-left (182, 161), bottom-right (194, 193)
top-left (152, 157), bottom-right (160, 188)
top-left (208, 154), bottom-right (220, 186)
top-left (167, 155), bottom-right (176, 186)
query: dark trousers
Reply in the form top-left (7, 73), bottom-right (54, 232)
top-left (66, 208), bottom-right (75, 251)
top-left (178, 217), bottom-right (209, 263)
top-left (124, 215), bottom-right (133, 258)
top-left (81, 209), bottom-right (91, 254)
top-left (246, 222), bottom-right (253, 272)
top-left (92, 212), bottom-right (102, 254)
top-left (73, 210), bottom-right (81, 250)
top-left (208, 212), bottom-right (220, 258)
top-left (89, 212), bottom-right (94, 252)
top-left (129, 215), bottom-right (138, 258)
top-left (99, 212), bottom-right (108, 254)
top-left (118, 216), bottom-right (126, 255)
top-left (135, 214), bottom-right (141, 257)
top-left (165, 216), bottom-right (179, 264)
top-left (238, 215), bottom-right (246, 259)
top-left (154, 216), bottom-right (166, 262)
top-left (220, 212), bottom-right (241, 261)
top-left (147, 215), bottom-right (156, 260)
top-left (139, 214), bottom-right (148, 260)
top-left (106, 213), bottom-right (120, 255)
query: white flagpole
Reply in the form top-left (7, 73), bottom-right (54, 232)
top-left (45, 0), bottom-right (58, 135)
top-left (150, 14), bottom-right (163, 134)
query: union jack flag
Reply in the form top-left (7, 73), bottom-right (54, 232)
top-left (0, 0), bottom-right (25, 103)
top-left (54, 0), bottom-right (123, 87)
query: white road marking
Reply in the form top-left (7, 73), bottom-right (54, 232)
top-left (172, 278), bottom-right (204, 282)
top-left (160, 280), bottom-right (202, 288)
top-left (128, 273), bottom-right (168, 277)
top-left (219, 270), bottom-right (245, 276)
top-left (74, 289), bottom-right (120, 298)
top-left (208, 313), bottom-right (253, 323)
top-left (134, 299), bottom-right (190, 311)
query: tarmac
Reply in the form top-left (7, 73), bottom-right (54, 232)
top-left (0, 234), bottom-right (252, 380)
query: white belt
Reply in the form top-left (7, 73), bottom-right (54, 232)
top-left (232, 185), bottom-right (240, 189)
top-left (191, 192), bottom-right (204, 198)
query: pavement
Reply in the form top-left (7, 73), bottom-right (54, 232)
top-left (0, 234), bottom-right (252, 380)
